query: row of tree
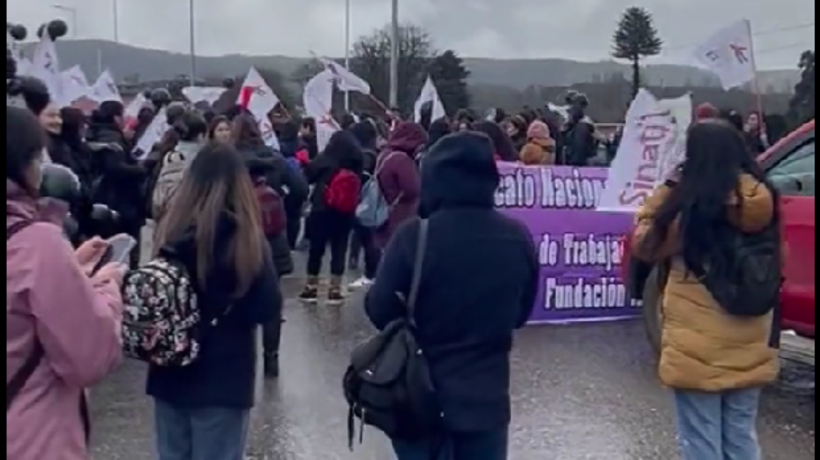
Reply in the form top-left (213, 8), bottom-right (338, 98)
top-left (162, 8), bottom-right (813, 125)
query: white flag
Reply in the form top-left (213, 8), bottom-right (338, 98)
top-left (237, 67), bottom-right (281, 150)
top-left (597, 89), bottom-right (684, 213)
top-left (694, 19), bottom-right (756, 90)
top-left (133, 108), bottom-right (168, 159)
top-left (318, 56), bottom-right (371, 95)
top-left (30, 34), bottom-right (63, 105)
top-left (303, 69), bottom-right (338, 152)
top-left (183, 86), bottom-right (226, 105)
top-left (414, 76), bottom-right (446, 123)
top-left (90, 70), bottom-right (122, 103)
top-left (59, 65), bottom-right (91, 105)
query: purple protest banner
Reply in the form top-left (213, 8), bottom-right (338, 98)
top-left (494, 164), bottom-right (639, 324)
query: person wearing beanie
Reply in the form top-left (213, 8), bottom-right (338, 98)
top-left (366, 131), bottom-right (538, 459)
top-left (695, 103), bottom-right (720, 121)
top-left (519, 120), bottom-right (556, 165)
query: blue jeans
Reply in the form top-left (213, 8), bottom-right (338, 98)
top-left (154, 399), bottom-right (250, 460)
top-left (391, 429), bottom-right (508, 460)
top-left (674, 388), bottom-right (763, 460)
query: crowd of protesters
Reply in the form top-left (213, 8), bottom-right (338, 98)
top-left (7, 48), bottom-right (788, 460)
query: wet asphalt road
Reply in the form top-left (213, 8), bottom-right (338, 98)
top-left (90, 260), bottom-right (815, 460)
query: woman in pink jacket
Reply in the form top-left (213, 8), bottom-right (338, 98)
top-left (6, 106), bottom-right (126, 460)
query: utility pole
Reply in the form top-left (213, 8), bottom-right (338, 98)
top-left (188, 0), bottom-right (197, 86)
top-left (344, 0), bottom-right (351, 111)
top-left (388, 0), bottom-right (399, 108)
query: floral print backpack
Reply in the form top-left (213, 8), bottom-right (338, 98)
top-left (122, 258), bottom-right (203, 367)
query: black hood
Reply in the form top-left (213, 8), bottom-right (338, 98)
top-left (420, 132), bottom-right (499, 215)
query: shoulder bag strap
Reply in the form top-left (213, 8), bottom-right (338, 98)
top-left (375, 152), bottom-right (405, 207)
top-left (406, 218), bottom-right (429, 318)
top-left (373, 151), bottom-right (400, 178)
top-left (7, 220), bottom-right (46, 412)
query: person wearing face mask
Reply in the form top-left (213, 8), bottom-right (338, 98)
top-left (7, 105), bottom-right (127, 460)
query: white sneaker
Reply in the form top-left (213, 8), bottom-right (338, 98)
top-left (348, 277), bottom-right (374, 290)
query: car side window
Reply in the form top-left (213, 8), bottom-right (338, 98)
top-left (768, 139), bottom-right (815, 197)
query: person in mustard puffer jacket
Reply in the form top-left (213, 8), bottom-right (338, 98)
top-left (631, 121), bottom-right (780, 460)
top-left (519, 120), bottom-right (556, 165)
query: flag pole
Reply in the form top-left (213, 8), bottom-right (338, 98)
top-left (388, 0), bottom-right (399, 108)
top-left (343, 0), bottom-right (351, 113)
top-left (745, 19), bottom-right (767, 142)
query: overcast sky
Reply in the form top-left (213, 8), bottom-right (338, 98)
top-left (8, 0), bottom-right (815, 69)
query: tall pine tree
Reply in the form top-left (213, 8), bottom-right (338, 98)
top-left (612, 7), bottom-right (663, 98)
top-left (428, 50), bottom-right (471, 114)
top-left (789, 50), bottom-right (815, 126)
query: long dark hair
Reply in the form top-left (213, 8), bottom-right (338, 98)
top-left (207, 115), bottom-right (231, 141)
top-left (231, 113), bottom-right (264, 149)
top-left (154, 142), bottom-right (265, 298)
top-left (647, 121), bottom-right (779, 274)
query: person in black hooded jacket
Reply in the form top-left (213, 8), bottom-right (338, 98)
top-left (365, 131), bottom-right (538, 460)
top-left (232, 115), bottom-right (308, 254)
top-left (87, 100), bottom-right (148, 253)
top-left (299, 130), bottom-right (364, 304)
top-left (231, 114), bottom-right (303, 377)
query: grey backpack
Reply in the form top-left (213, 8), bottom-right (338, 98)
top-left (151, 150), bottom-right (189, 219)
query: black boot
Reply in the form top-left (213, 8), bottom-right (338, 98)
top-left (262, 318), bottom-right (283, 379)
top-left (264, 353), bottom-right (280, 379)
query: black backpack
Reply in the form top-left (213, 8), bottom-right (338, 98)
top-left (699, 222), bottom-right (782, 319)
top-left (343, 219), bottom-right (441, 449)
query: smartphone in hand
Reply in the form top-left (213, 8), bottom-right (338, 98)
top-left (91, 234), bottom-right (137, 274)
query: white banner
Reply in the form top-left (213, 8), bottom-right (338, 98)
top-left (597, 89), bottom-right (690, 213)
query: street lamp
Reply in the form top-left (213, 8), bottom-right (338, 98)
top-left (113, 0), bottom-right (120, 43)
top-left (389, 0), bottom-right (398, 108)
top-left (189, 0), bottom-right (196, 86)
top-left (344, 0), bottom-right (351, 111)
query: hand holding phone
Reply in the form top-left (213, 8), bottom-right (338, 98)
top-left (91, 234), bottom-right (137, 274)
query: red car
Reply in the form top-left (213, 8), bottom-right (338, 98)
top-left (625, 121), bottom-right (815, 349)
